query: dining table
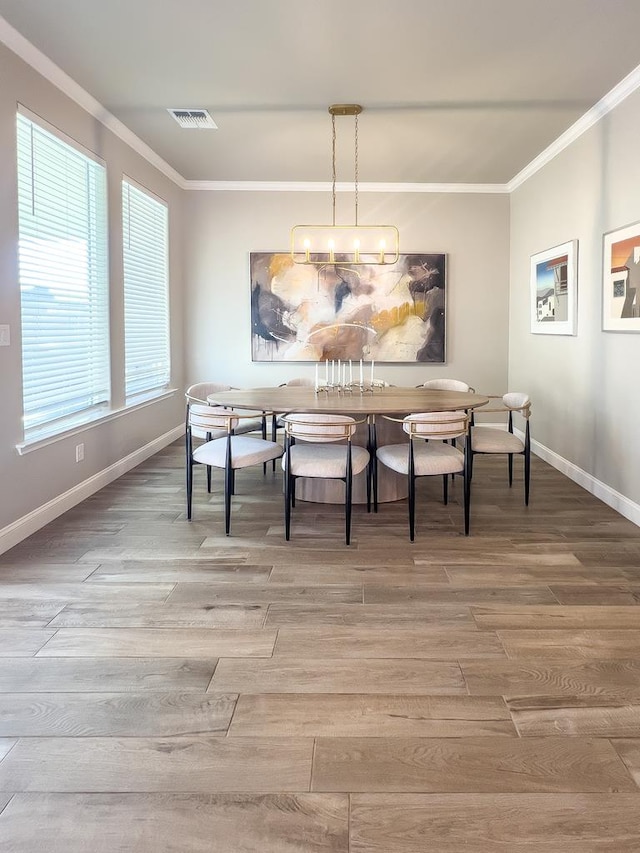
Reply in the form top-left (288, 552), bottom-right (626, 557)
top-left (207, 386), bottom-right (489, 504)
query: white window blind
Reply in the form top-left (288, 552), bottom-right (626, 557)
top-left (16, 111), bottom-right (110, 436)
top-left (122, 180), bottom-right (170, 399)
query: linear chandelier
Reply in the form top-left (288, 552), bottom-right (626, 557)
top-left (290, 104), bottom-right (399, 266)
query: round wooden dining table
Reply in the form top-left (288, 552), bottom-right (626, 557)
top-left (207, 386), bottom-right (489, 504)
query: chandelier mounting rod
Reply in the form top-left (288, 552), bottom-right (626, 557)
top-left (329, 105), bottom-right (362, 228)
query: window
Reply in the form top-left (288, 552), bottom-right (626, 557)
top-left (122, 179), bottom-right (170, 399)
top-left (16, 110), bottom-right (110, 438)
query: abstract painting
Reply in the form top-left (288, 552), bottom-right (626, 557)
top-left (603, 222), bottom-right (640, 331)
top-left (530, 240), bottom-right (577, 335)
top-left (250, 252), bottom-right (446, 362)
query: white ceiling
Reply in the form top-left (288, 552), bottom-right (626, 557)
top-left (2, 0), bottom-right (640, 184)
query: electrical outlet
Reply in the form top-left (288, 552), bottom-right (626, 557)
top-left (75, 443), bottom-right (84, 463)
top-left (0, 325), bottom-right (10, 346)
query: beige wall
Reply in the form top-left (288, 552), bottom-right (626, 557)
top-left (509, 88), bottom-right (640, 508)
top-left (0, 32), bottom-right (511, 544)
top-left (0, 43), bottom-right (186, 532)
top-left (5, 16), bottom-right (638, 541)
top-left (184, 190), bottom-right (511, 393)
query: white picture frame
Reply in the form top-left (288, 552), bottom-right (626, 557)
top-left (530, 240), bottom-right (578, 335)
top-left (602, 221), bottom-right (640, 332)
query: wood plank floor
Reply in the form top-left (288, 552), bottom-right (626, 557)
top-left (1, 441), bottom-right (640, 850)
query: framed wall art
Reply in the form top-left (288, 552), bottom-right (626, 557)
top-left (250, 252), bottom-right (446, 362)
top-left (603, 221), bottom-right (640, 331)
top-left (530, 240), bottom-right (577, 335)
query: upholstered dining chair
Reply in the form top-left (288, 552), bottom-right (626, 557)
top-left (185, 402), bottom-right (283, 535)
top-left (186, 381), bottom-right (272, 480)
top-left (470, 392), bottom-right (531, 505)
top-left (281, 413), bottom-right (370, 545)
top-left (185, 382), bottom-right (266, 437)
top-left (271, 378), bottom-right (316, 467)
top-left (279, 377), bottom-right (315, 387)
top-left (416, 378), bottom-right (475, 393)
top-left (376, 411), bottom-right (471, 540)
top-left (415, 379), bottom-right (475, 466)
top-left (186, 381), bottom-right (233, 402)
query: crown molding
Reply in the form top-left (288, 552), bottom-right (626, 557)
top-left (3, 14), bottom-right (640, 197)
top-left (184, 180), bottom-right (509, 193)
top-left (0, 16), bottom-right (187, 189)
top-left (508, 62), bottom-right (640, 191)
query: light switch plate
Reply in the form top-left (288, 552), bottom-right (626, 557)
top-left (0, 325), bottom-right (10, 346)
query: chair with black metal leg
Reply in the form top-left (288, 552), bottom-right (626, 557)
top-left (470, 392), bottom-right (532, 505)
top-left (185, 402), bottom-right (282, 535)
top-left (416, 379), bottom-right (476, 473)
top-left (376, 411), bottom-right (471, 540)
top-left (281, 413), bottom-right (370, 545)
top-left (187, 382), bottom-right (272, 481)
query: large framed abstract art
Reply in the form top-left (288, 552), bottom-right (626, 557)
top-left (250, 252), bottom-right (446, 362)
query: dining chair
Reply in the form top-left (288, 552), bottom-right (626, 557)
top-left (376, 411), bottom-right (471, 540)
top-left (281, 413), bottom-right (370, 545)
top-left (470, 392), bottom-right (531, 504)
top-left (185, 402), bottom-right (283, 534)
top-left (186, 382), bottom-right (266, 435)
top-left (271, 378), bottom-right (316, 467)
top-left (186, 382), bottom-right (272, 482)
top-left (415, 379), bottom-right (475, 469)
top-left (186, 381), bottom-right (233, 403)
top-left (279, 378), bottom-right (315, 387)
top-left (416, 378), bottom-right (475, 393)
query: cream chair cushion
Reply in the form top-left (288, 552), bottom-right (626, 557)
top-left (186, 382), bottom-right (232, 402)
top-left (471, 426), bottom-right (524, 453)
top-left (283, 444), bottom-right (369, 478)
top-left (377, 441), bottom-right (464, 476)
top-left (281, 377), bottom-right (315, 387)
top-left (282, 413), bottom-right (369, 478)
top-left (420, 379), bottom-right (472, 392)
top-left (503, 392), bottom-right (530, 409)
top-left (194, 435), bottom-right (282, 470)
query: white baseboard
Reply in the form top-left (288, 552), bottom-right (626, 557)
top-left (517, 430), bottom-right (640, 529)
top-left (0, 425), bottom-right (184, 557)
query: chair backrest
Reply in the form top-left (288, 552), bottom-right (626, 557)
top-left (283, 413), bottom-right (358, 443)
top-left (503, 392), bottom-right (531, 416)
top-left (188, 403), bottom-right (239, 433)
top-left (419, 378), bottom-right (473, 392)
top-left (186, 382), bottom-right (233, 403)
top-left (280, 377), bottom-right (315, 387)
top-left (403, 411), bottom-right (469, 441)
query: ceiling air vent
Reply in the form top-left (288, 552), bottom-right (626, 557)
top-left (167, 109), bottom-right (217, 129)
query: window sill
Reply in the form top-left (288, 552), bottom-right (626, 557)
top-left (16, 388), bottom-right (179, 456)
